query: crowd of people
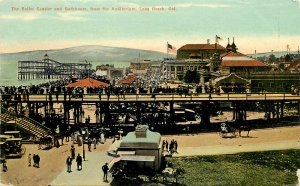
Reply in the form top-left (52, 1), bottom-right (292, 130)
top-left (162, 139), bottom-right (178, 154)
top-left (0, 76), bottom-right (221, 102)
top-left (28, 153), bottom-right (40, 168)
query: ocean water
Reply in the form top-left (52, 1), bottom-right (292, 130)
top-left (0, 61), bottom-right (130, 86)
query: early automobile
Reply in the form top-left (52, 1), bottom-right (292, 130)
top-left (2, 138), bottom-right (26, 158)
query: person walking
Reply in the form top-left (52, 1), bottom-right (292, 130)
top-left (66, 156), bottom-right (72, 173)
top-left (100, 132), bottom-right (105, 144)
top-left (33, 154), bottom-right (36, 167)
top-left (71, 145), bottom-right (75, 159)
top-left (165, 141), bottom-right (169, 152)
top-left (162, 140), bottom-right (166, 151)
top-left (102, 163), bottom-right (109, 182)
top-left (76, 154), bottom-right (82, 170)
top-left (36, 154), bottom-right (40, 168)
top-left (93, 138), bottom-right (97, 149)
top-left (88, 138), bottom-right (92, 152)
top-left (169, 140), bottom-right (174, 154)
top-left (2, 159), bottom-right (8, 172)
top-left (28, 153), bottom-right (32, 167)
top-left (174, 140), bottom-right (178, 153)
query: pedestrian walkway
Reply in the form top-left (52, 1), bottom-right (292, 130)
top-left (51, 145), bottom-right (114, 185)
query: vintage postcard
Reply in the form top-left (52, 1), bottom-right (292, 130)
top-left (0, 0), bottom-right (299, 185)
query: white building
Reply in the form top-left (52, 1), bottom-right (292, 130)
top-left (116, 125), bottom-right (162, 170)
top-left (162, 59), bottom-right (209, 81)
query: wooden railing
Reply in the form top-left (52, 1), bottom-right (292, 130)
top-left (1, 92), bottom-right (300, 102)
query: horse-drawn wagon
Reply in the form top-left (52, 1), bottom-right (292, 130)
top-left (219, 122), bottom-right (239, 138)
top-left (219, 122), bottom-right (252, 138)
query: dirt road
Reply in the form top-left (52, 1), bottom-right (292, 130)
top-left (1, 125), bottom-right (299, 186)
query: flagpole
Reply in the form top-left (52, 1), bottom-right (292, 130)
top-left (167, 42), bottom-right (169, 59)
top-left (215, 35), bottom-right (217, 49)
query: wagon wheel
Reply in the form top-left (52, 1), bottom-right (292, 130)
top-left (20, 146), bottom-right (26, 155)
top-left (233, 128), bottom-right (239, 137)
top-left (219, 131), bottom-right (226, 138)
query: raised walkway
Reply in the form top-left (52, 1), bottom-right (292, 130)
top-left (3, 93), bottom-right (300, 103)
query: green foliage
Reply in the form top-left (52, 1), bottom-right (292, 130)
top-left (184, 69), bottom-right (200, 84)
top-left (278, 63), bottom-right (285, 70)
top-left (284, 54), bottom-right (292, 62)
top-left (161, 150), bottom-right (300, 186)
top-left (268, 54), bottom-right (276, 63)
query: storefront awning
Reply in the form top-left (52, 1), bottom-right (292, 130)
top-left (108, 155), bottom-right (155, 171)
top-left (117, 151), bottom-right (136, 155)
top-left (122, 155), bottom-right (155, 162)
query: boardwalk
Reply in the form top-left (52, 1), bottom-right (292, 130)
top-left (3, 93), bottom-right (300, 103)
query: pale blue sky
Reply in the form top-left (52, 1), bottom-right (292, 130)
top-left (0, 0), bottom-right (299, 54)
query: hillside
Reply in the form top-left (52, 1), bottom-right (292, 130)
top-left (0, 45), bottom-right (173, 62)
top-left (248, 51), bottom-right (299, 58)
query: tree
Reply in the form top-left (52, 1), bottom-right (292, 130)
top-left (278, 63), bottom-right (285, 71)
top-left (284, 54), bottom-right (292, 62)
top-left (268, 54), bottom-right (276, 63)
top-left (184, 69), bottom-right (200, 84)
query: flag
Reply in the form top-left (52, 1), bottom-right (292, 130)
top-left (216, 35), bottom-right (223, 41)
top-left (167, 43), bottom-right (176, 53)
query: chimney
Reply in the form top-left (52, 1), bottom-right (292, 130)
top-left (135, 125), bottom-right (148, 138)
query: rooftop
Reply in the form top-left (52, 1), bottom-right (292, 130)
top-left (178, 44), bottom-right (226, 50)
top-left (220, 51), bottom-right (246, 58)
top-left (120, 125), bottom-right (161, 148)
top-left (221, 60), bottom-right (269, 67)
top-left (221, 51), bottom-right (268, 67)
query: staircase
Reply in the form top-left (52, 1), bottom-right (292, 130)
top-left (0, 107), bottom-right (51, 138)
top-left (0, 112), bottom-right (14, 123)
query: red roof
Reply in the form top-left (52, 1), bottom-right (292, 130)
top-left (119, 76), bottom-right (137, 85)
top-left (221, 60), bottom-right (268, 67)
top-left (178, 44), bottom-right (226, 50)
top-left (66, 78), bottom-right (109, 88)
top-left (220, 51), bottom-right (246, 58)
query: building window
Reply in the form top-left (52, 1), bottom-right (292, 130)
top-left (258, 82), bottom-right (263, 87)
top-left (270, 82), bottom-right (274, 88)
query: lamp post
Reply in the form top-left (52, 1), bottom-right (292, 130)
top-left (81, 130), bottom-right (86, 161)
